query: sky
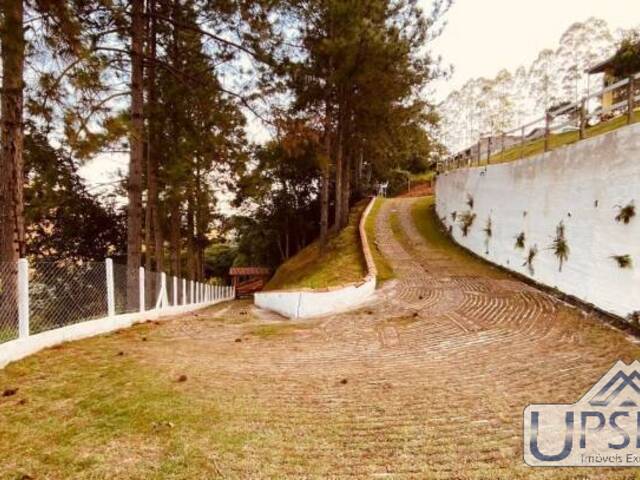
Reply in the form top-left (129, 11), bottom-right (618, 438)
top-left (79, 0), bottom-right (640, 191)
top-left (426, 0), bottom-right (640, 102)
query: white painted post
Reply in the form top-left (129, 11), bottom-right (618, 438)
top-left (190, 281), bottom-right (194, 304)
top-left (155, 272), bottom-right (165, 310)
top-left (182, 278), bottom-right (187, 305)
top-left (173, 276), bottom-right (178, 306)
top-left (105, 258), bottom-right (115, 317)
top-left (139, 267), bottom-right (145, 313)
top-left (17, 259), bottom-right (29, 339)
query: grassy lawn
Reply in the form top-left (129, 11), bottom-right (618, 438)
top-left (363, 197), bottom-right (394, 283)
top-left (469, 110), bottom-right (640, 166)
top-left (264, 201), bottom-right (367, 290)
top-left (0, 322), bottom-right (261, 479)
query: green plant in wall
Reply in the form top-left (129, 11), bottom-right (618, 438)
top-left (483, 216), bottom-right (492, 254)
top-left (483, 217), bottom-right (492, 238)
top-left (466, 194), bottom-right (474, 209)
top-left (523, 245), bottom-right (538, 275)
top-left (611, 254), bottom-right (633, 269)
top-left (550, 221), bottom-right (570, 272)
top-left (615, 202), bottom-right (635, 224)
top-left (458, 211), bottom-right (476, 237)
top-left (514, 232), bottom-right (526, 250)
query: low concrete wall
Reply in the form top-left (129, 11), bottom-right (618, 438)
top-left (255, 197), bottom-right (378, 319)
top-left (0, 297), bottom-right (232, 369)
top-left (436, 122), bottom-right (640, 319)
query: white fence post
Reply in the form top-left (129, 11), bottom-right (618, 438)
top-left (17, 258), bottom-right (29, 339)
top-left (190, 280), bottom-right (194, 304)
top-left (182, 278), bottom-right (187, 305)
top-left (156, 272), bottom-right (167, 310)
top-left (105, 258), bottom-right (115, 317)
top-left (173, 276), bottom-right (178, 306)
top-left (139, 267), bottom-right (145, 313)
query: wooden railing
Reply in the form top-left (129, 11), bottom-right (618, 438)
top-left (441, 72), bottom-right (640, 171)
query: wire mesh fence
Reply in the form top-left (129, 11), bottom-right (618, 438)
top-left (0, 262), bottom-right (19, 343)
top-left (113, 263), bottom-right (139, 315)
top-left (0, 258), bottom-right (233, 346)
top-left (30, 262), bottom-right (108, 335)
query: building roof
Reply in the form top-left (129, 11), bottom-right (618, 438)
top-left (587, 42), bottom-right (640, 74)
top-left (229, 266), bottom-right (271, 276)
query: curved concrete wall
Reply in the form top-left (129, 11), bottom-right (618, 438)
top-left (436, 122), bottom-right (640, 319)
top-left (255, 197), bottom-right (378, 319)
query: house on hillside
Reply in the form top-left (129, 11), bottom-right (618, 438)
top-left (587, 41), bottom-right (640, 111)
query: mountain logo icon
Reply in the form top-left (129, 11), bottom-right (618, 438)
top-left (588, 368), bottom-right (640, 407)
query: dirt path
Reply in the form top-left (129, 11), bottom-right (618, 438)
top-left (2, 197), bottom-right (639, 479)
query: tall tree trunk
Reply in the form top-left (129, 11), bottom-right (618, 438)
top-left (320, 111), bottom-right (331, 242)
top-left (340, 152), bottom-right (351, 228)
top-left (186, 191), bottom-right (196, 281)
top-left (169, 201), bottom-right (181, 276)
top-left (146, 0), bottom-right (163, 275)
top-left (127, 0), bottom-right (145, 309)
top-left (0, 0), bottom-right (25, 263)
top-left (354, 140), bottom-right (363, 197)
top-left (333, 105), bottom-right (343, 232)
top-left (339, 111), bottom-right (352, 229)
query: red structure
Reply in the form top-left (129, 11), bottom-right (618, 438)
top-left (229, 267), bottom-right (271, 298)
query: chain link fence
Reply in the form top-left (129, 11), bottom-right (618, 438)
top-left (0, 259), bottom-right (233, 347)
top-left (30, 262), bottom-right (108, 335)
top-left (113, 263), bottom-right (139, 315)
top-left (0, 263), bottom-right (19, 343)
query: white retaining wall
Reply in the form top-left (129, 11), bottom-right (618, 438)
top-left (255, 197), bottom-right (378, 319)
top-left (436, 122), bottom-right (640, 319)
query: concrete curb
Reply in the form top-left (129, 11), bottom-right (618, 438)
top-left (255, 197), bottom-right (378, 319)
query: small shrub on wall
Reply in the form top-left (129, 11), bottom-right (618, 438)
top-left (615, 202), bottom-right (635, 224)
top-left (458, 211), bottom-right (476, 237)
top-left (550, 221), bottom-right (569, 272)
top-left (523, 245), bottom-right (538, 275)
top-left (611, 254), bottom-right (633, 269)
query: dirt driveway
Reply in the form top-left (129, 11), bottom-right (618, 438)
top-left (1, 197), bottom-right (639, 479)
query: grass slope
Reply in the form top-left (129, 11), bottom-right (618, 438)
top-left (265, 202), bottom-right (367, 290)
top-left (474, 111), bottom-right (640, 166)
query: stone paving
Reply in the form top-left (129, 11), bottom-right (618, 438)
top-left (118, 198), bottom-right (640, 478)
